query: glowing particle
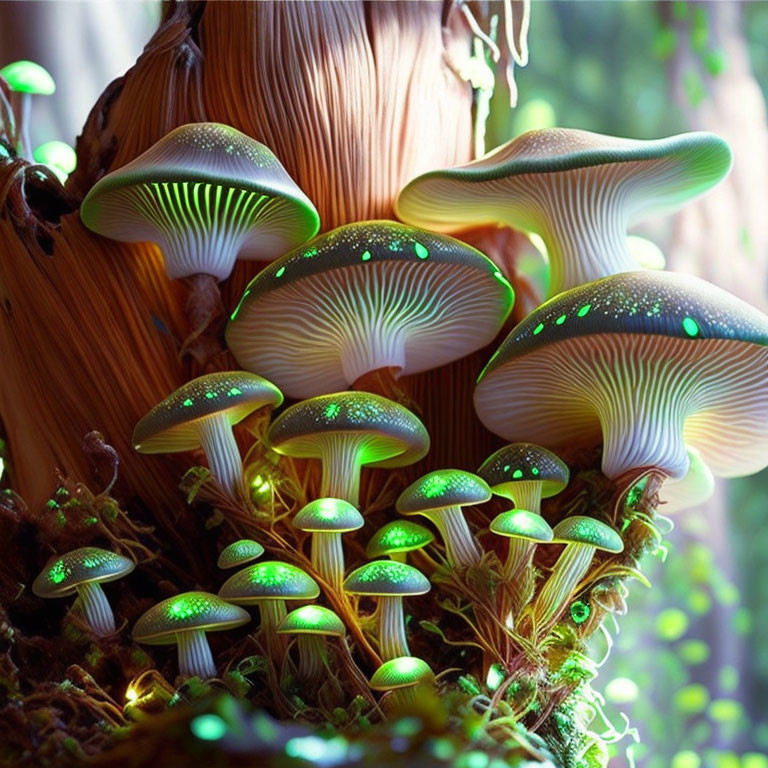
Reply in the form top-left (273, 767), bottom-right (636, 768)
top-left (555, 314), bottom-right (567, 325)
top-left (682, 316), bottom-right (699, 337)
top-left (533, 323), bottom-right (544, 335)
top-left (531, 467), bottom-right (540, 476)
top-left (124, 685), bottom-right (139, 703)
top-left (570, 600), bottom-right (590, 624)
top-left (512, 469), bottom-right (523, 479)
top-left (422, 474), bottom-right (450, 498)
top-left (577, 304), bottom-right (591, 317)
top-left (324, 403), bottom-right (341, 419)
top-left (227, 387), bottom-right (242, 397)
top-left (49, 560), bottom-right (67, 584)
top-left (303, 247), bottom-right (318, 259)
top-left (182, 398), bottom-right (193, 407)
top-left (190, 713), bottom-right (227, 741)
top-left (275, 266), bottom-right (286, 278)
top-left (414, 242), bottom-right (429, 259)
top-left (205, 391), bottom-right (216, 399)
top-left (361, 250), bottom-right (371, 262)
top-left (604, 677), bottom-right (639, 704)
top-left (656, 608), bottom-right (689, 641)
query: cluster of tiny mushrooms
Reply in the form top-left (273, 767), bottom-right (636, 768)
top-left (25, 118), bottom-right (768, 712)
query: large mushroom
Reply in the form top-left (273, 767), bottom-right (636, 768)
top-left (226, 220), bottom-right (513, 399)
top-left (396, 128), bottom-right (732, 296)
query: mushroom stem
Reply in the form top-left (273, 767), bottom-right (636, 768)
top-left (504, 537), bottom-right (534, 578)
top-left (17, 92), bottom-right (32, 160)
top-left (194, 413), bottom-right (245, 499)
top-left (75, 581), bottom-right (116, 637)
top-left (181, 273), bottom-right (226, 364)
top-left (379, 596), bottom-right (409, 661)
top-left (507, 482), bottom-right (543, 515)
top-left (429, 507), bottom-right (482, 567)
top-left (533, 544), bottom-right (595, 629)
top-left (318, 434), bottom-right (366, 505)
top-left (296, 634), bottom-right (328, 684)
top-left (311, 532), bottom-right (345, 593)
top-left (342, 331), bottom-right (406, 386)
top-left (176, 629), bottom-right (217, 679)
top-left (259, 599), bottom-right (287, 659)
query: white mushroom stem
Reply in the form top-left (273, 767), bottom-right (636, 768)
top-left (507, 481), bottom-right (543, 515)
top-left (75, 581), bottom-right (116, 636)
top-left (258, 599), bottom-right (288, 660)
top-left (296, 634), bottom-right (329, 684)
top-left (176, 629), bottom-right (217, 678)
top-left (317, 434), bottom-right (374, 506)
top-left (533, 544), bottom-right (596, 629)
top-left (342, 329), bottom-right (406, 386)
top-left (427, 507), bottom-right (482, 567)
top-left (311, 533), bottom-right (346, 593)
top-left (504, 537), bottom-right (535, 578)
top-left (194, 413), bottom-right (244, 499)
top-left (379, 596), bottom-right (409, 661)
top-left (17, 93), bottom-right (32, 160)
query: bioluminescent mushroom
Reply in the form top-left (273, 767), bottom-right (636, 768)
top-left (490, 509), bottom-right (554, 578)
top-left (133, 371), bottom-right (283, 499)
top-left (366, 520), bottom-right (435, 563)
top-left (217, 539), bottom-right (265, 569)
top-left (475, 271), bottom-right (768, 484)
top-left (276, 605), bottom-right (345, 684)
top-left (396, 128), bottom-right (732, 296)
top-left (266, 391), bottom-right (429, 506)
top-left (226, 220), bottom-right (513, 399)
top-left (369, 656), bottom-right (435, 711)
top-left (344, 561), bottom-right (430, 660)
top-left (132, 591), bottom-right (250, 679)
top-left (33, 140), bottom-right (77, 184)
top-left (658, 446), bottom-right (716, 515)
top-left (292, 498), bottom-right (363, 592)
top-left (533, 516), bottom-right (623, 629)
top-left (395, 469), bottom-right (490, 567)
top-left (477, 443), bottom-right (569, 515)
top-left (32, 547), bottom-right (134, 637)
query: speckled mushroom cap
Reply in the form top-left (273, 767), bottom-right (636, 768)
top-left (369, 656), bottom-right (435, 690)
top-left (132, 591), bottom-right (250, 645)
top-left (80, 123), bottom-right (319, 280)
top-left (490, 510), bottom-right (554, 543)
top-left (267, 391), bottom-right (429, 470)
top-left (0, 60), bottom-right (55, 94)
top-left (226, 220), bottom-right (514, 398)
top-left (218, 562), bottom-right (320, 604)
top-left (33, 547), bottom-right (134, 598)
top-left (277, 605), bottom-right (345, 637)
top-left (551, 516), bottom-right (624, 553)
top-left (133, 372), bottom-right (283, 453)
top-left (344, 560), bottom-right (430, 597)
top-left (292, 498), bottom-right (364, 533)
top-left (217, 539), bottom-right (265, 569)
top-left (366, 521), bottom-right (435, 559)
top-left (396, 469), bottom-right (491, 514)
top-left (659, 446), bottom-right (716, 515)
top-left (478, 443), bottom-right (569, 498)
top-left (475, 271), bottom-right (768, 480)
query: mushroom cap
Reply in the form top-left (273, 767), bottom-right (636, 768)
top-left (276, 605), bottom-right (345, 637)
top-left (474, 271), bottom-right (768, 479)
top-left (0, 60), bottom-right (55, 94)
top-left (366, 521), bottom-right (435, 558)
top-left (396, 469), bottom-right (491, 515)
top-left (226, 220), bottom-right (514, 399)
top-left (551, 516), bottom-right (624, 552)
top-left (218, 561), bottom-right (320, 604)
top-left (490, 510), bottom-right (554, 543)
top-left (133, 371), bottom-right (283, 453)
top-left (659, 446), bottom-right (716, 515)
top-left (478, 443), bottom-right (569, 498)
top-left (344, 560), bottom-right (430, 597)
top-left (133, 591), bottom-right (250, 645)
top-left (217, 539), bottom-right (266, 569)
top-left (33, 547), bottom-right (135, 598)
top-left (396, 129), bottom-right (731, 233)
top-left (33, 141), bottom-right (77, 174)
top-left (369, 656), bottom-right (435, 690)
top-left (267, 391), bottom-right (429, 470)
top-left (292, 498), bottom-right (364, 533)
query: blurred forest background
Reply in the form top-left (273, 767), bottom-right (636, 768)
top-left (1, 2), bottom-right (766, 767)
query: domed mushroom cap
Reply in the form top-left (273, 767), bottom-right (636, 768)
top-left (552, 516), bottom-right (623, 553)
top-left (369, 656), bottom-right (435, 690)
top-left (490, 510), bottom-right (554, 543)
top-left (396, 469), bottom-right (491, 514)
top-left (218, 562), bottom-right (320, 604)
top-left (366, 521), bottom-right (435, 559)
top-left (0, 60), bottom-right (55, 94)
top-left (267, 392), bottom-right (429, 470)
top-left (217, 539), bottom-right (265, 569)
top-left (277, 605), bottom-right (345, 637)
top-left (133, 592), bottom-right (250, 645)
top-left (478, 444), bottom-right (569, 498)
top-left (133, 372), bottom-right (282, 453)
top-left (659, 446), bottom-right (716, 514)
top-left (33, 547), bottom-right (134, 598)
top-left (226, 220), bottom-right (514, 398)
top-left (344, 560), bottom-right (430, 597)
top-left (293, 498), bottom-right (364, 533)
top-left (475, 271), bottom-right (768, 479)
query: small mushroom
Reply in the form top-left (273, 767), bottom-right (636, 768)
top-left (32, 140), bottom-right (77, 184)
top-left (490, 509), bottom-right (554, 578)
top-left (133, 371), bottom-right (283, 499)
top-left (217, 539), bottom-right (265, 570)
top-left (132, 591), bottom-right (250, 679)
top-left (369, 656), bottom-right (435, 711)
top-left (366, 521), bottom-right (435, 563)
top-left (658, 446), bottom-right (715, 515)
top-left (33, 547), bottom-right (134, 637)
top-left (344, 560), bottom-right (430, 660)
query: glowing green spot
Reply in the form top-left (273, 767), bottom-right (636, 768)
top-left (168, 599), bottom-right (198, 620)
top-left (671, 750), bottom-right (701, 768)
top-left (190, 714), bottom-right (227, 741)
top-left (227, 387), bottom-right (242, 397)
top-left (677, 639), bottom-right (710, 665)
top-left (708, 698), bottom-right (743, 723)
top-left (230, 289), bottom-right (250, 321)
top-left (46, 499), bottom-right (59, 509)
top-left (486, 663), bottom-right (504, 691)
top-left (531, 467), bottom-right (540, 476)
top-left (361, 250), bottom-right (371, 262)
top-left (84, 516), bottom-right (98, 526)
top-left (49, 560), bottom-right (67, 584)
top-left (183, 398), bottom-right (193, 407)
top-left (422, 474), bottom-right (450, 498)
top-left (512, 469), bottom-right (523, 479)
top-left (555, 314), bottom-right (567, 325)
top-left (683, 316), bottom-right (699, 337)
top-left (249, 563), bottom-right (292, 587)
top-left (570, 600), bottom-right (590, 624)
top-left (275, 266), bottom-right (286, 278)
top-left (302, 247), bottom-right (317, 259)
top-left (533, 323), bottom-right (544, 335)
top-left (502, 464), bottom-right (510, 472)
top-left (673, 684), bottom-right (709, 714)
top-left (324, 403), bottom-right (341, 419)
top-left (205, 391), bottom-right (216, 399)
top-left (604, 677), bottom-right (639, 704)
top-left (657, 608), bottom-right (689, 641)
top-left (285, 735), bottom-right (347, 763)
top-left (456, 751), bottom-right (489, 768)
top-left (577, 304), bottom-right (591, 317)
top-left (414, 242), bottom-right (429, 259)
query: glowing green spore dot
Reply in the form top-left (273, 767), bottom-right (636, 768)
top-left (555, 314), bottom-right (567, 325)
top-left (227, 387), bottom-right (242, 397)
top-left (182, 398), bottom-right (193, 407)
top-left (422, 474), bottom-right (450, 498)
top-left (533, 323), bottom-right (544, 335)
top-left (361, 250), bottom-right (371, 262)
top-left (205, 391), bottom-right (216, 399)
top-left (503, 464), bottom-right (510, 472)
top-left (249, 563), bottom-right (292, 587)
top-left (49, 560), bottom-right (67, 584)
top-left (414, 242), bottom-right (429, 259)
top-left (275, 266), bottom-right (286, 278)
top-left (324, 403), bottom-right (341, 419)
top-left (169, 600), bottom-right (197, 620)
top-left (302, 247), bottom-right (318, 259)
top-left (190, 713), bottom-right (227, 741)
top-left (512, 469), bottom-right (523, 479)
top-left (570, 600), bottom-right (590, 624)
top-left (682, 316), bottom-right (700, 337)
top-left (531, 467), bottom-right (540, 476)
top-left (577, 304), bottom-right (591, 317)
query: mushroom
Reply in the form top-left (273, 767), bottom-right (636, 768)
top-left (395, 469), bottom-right (489, 568)
top-left (33, 547), bottom-right (134, 637)
top-left (32, 140), bottom-right (77, 184)
top-left (217, 539), bottom-right (265, 570)
top-left (396, 128), bottom-right (732, 296)
top-left (266, 391), bottom-right (429, 506)
top-left (366, 521), bottom-right (435, 563)
top-left (657, 446), bottom-right (715, 515)
top-left (533, 516), bottom-right (623, 630)
top-left (292, 498), bottom-right (364, 592)
top-left (133, 371), bottom-right (283, 499)
top-left (226, 220), bottom-right (513, 399)
top-left (369, 656), bottom-right (435, 711)
top-left (474, 271), bottom-right (768, 486)
top-left (490, 509), bottom-right (554, 578)
top-left (344, 561), bottom-right (430, 661)
top-left (132, 591), bottom-right (250, 679)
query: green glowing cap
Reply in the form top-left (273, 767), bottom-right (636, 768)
top-left (551, 516), bottom-right (623, 553)
top-left (366, 521), bottom-right (435, 559)
top-left (217, 539), bottom-right (265, 569)
top-left (276, 605), bottom-right (345, 637)
top-left (659, 446), bottom-right (716, 515)
top-left (344, 560), bottom-right (430, 597)
top-left (133, 371), bottom-right (282, 453)
top-left (33, 547), bottom-right (134, 598)
top-left (369, 656), bottom-right (434, 690)
top-left (396, 469), bottom-right (491, 515)
top-left (218, 561), bottom-right (320, 604)
top-left (80, 122), bottom-right (320, 281)
top-left (132, 591), bottom-right (250, 644)
top-left (33, 140), bottom-right (77, 181)
top-left (226, 220), bottom-right (513, 398)
top-left (478, 443), bottom-right (569, 500)
top-left (267, 391), bottom-right (429, 470)
top-left (490, 510), bottom-right (554, 543)
top-left (0, 60), bottom-right (55, 95)
top-left (292, 498), bottom-right (364, 533)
